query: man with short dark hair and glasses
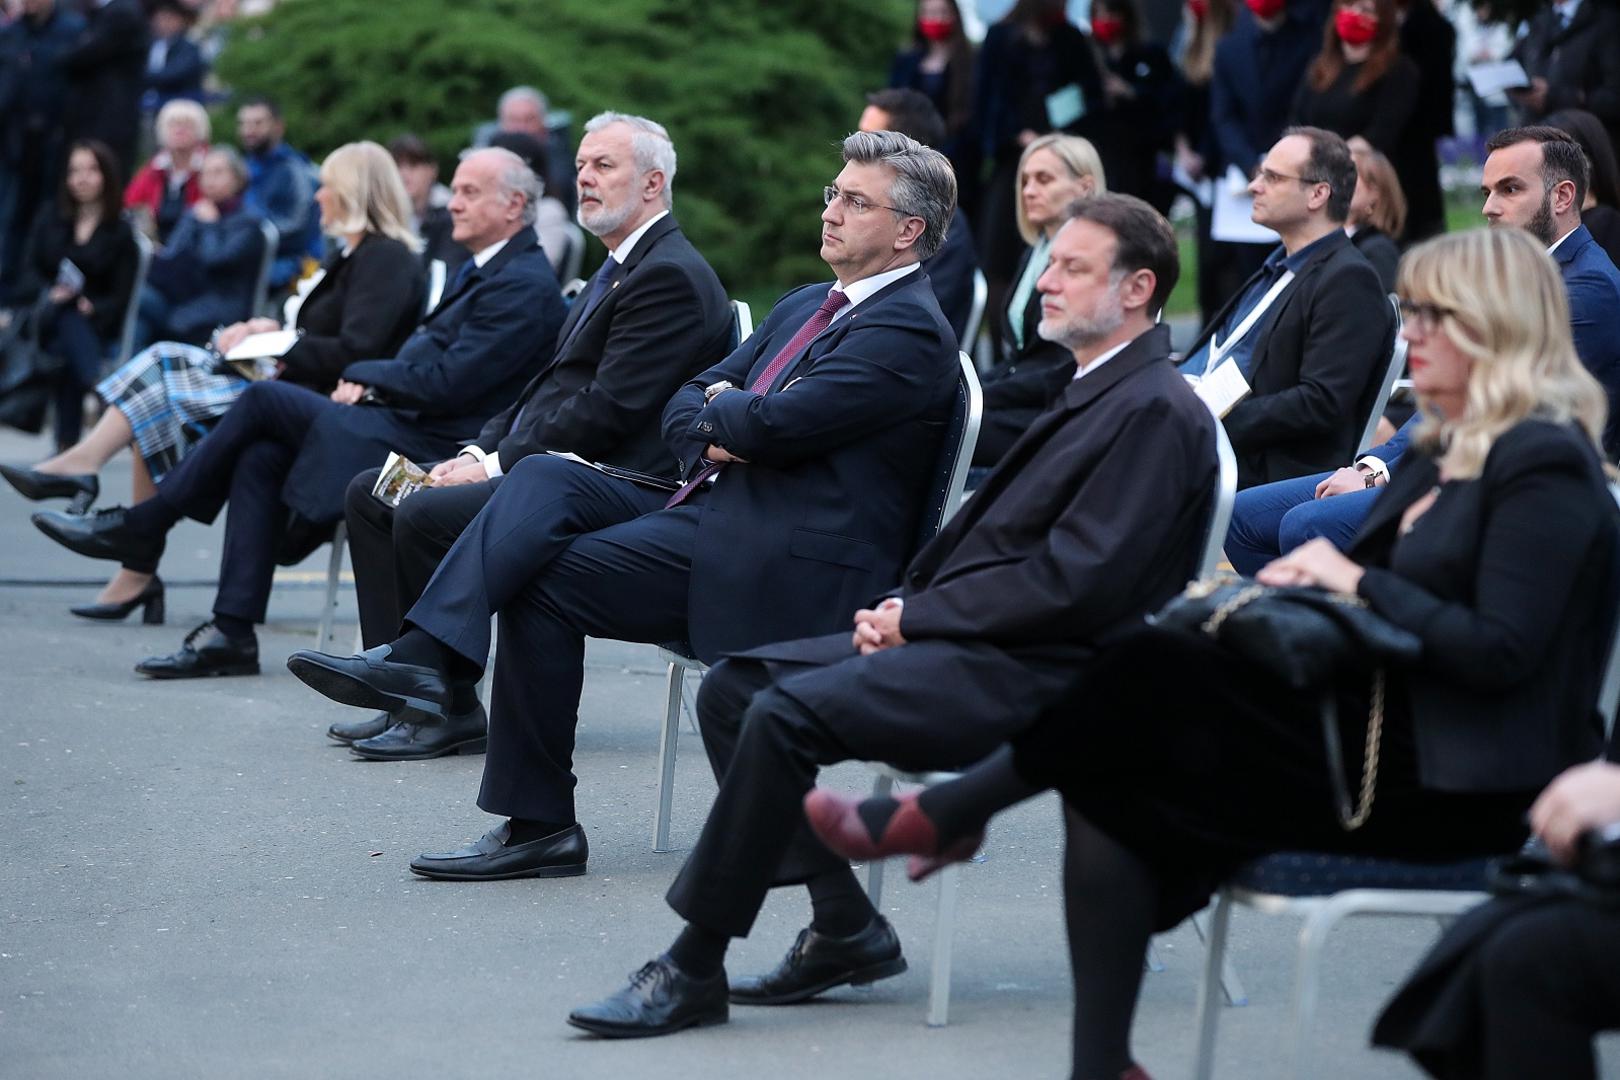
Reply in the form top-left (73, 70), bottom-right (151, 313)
top-left (566, 193), bottom-right (1218, 1039)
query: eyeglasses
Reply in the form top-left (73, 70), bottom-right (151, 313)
top-left (823, 186), bottom-right (911, 216)
top-left (1396, 298), bottom-right (1456, 333)
top-left (1255, 167), bottom-right (1330, 189)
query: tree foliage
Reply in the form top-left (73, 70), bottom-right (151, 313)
top-left (216, 0), bottom-right (911, 291)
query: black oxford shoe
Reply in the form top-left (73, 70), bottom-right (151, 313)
top-left (135, 621), bottom-right (259, 679)
top-left (326, 710), bottom-right (394, 745)
top-left (729, 915), bottom-right (906, 1005)
top-left (286, 643), bottom-right (450, 717)
top-left (33, 506), bottom-right (163, 566)
top-left (567, 956), bottom-right (729, 1038)
top-left (351, 701), bottom-right (487, 761)
top-left (409, 821), bottom-right (587, 881)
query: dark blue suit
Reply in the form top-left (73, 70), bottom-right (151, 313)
top-left (145, 228), bottom-right (563, 627)
top-left (401, 267), bottom-right (958, 823)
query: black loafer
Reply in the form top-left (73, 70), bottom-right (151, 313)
top-left (33, 506), bottom-right (163, 566)
top-left (729, 916), bottom-right (906, 1004)
top-left (351, 701), bottom-right (487, 761)
top-left (286, 643), bottom-right (450, 717)
top-left (135, 621), bottom-right (259, 679)
top-left (326, 711), bottom-right (394, 745)
top-left (409, 821), bottom-right (587, 881)
top-left (567, 956), bottom-right (729, 1038)
top-left (0, 464), bottom-right (98, 510)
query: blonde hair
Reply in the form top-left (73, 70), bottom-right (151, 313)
top-left (156, 99), bottom-right (210, 149)
top-left (1015, 134), bottom-right (1107, 245)
top-left (1400, 227), bottom-right (1606, 478)
top-left (1351, 140), bottom-right (1407, 239)
top-left (318, 141), bottom-right (423, 251)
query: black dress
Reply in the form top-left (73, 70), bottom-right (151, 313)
top-left (1351, 225), bottom-right (1400, 293)
top-left (1290, 56), bottom-right (1421, 157)
top-left (24, 211), bottom-right (137, 342)
top-left (1009, 420), bottom-right (1619, 930)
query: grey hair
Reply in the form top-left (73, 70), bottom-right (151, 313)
top-left (204, 145), bottom-right (249, 189)
top-left (498, 85), bottom-right (548, 115)
top-left (584, 111), bottom-right (678, 208)
top-left (840, 130), bottom-right (957, 260)
top-left (471, 147), bottom-right (542, 226)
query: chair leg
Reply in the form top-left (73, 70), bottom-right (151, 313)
top-left (1191, 893), bottom-right (1235, 1080)
top-left (477, 616), bottom-right (496, 710)
top-left (1189, 909), bottom-right (1249, 1006)
top-left (652, 659), bottom-right (684, 852)
top-left (1144, 940), bottom-right (1166, 973)
top-left (316, 524), bottom-right (347, 654)
top-left (678, 667), bottom-right (701, 736)
top-left (1290, 902), bottom-right (1344, 1080)
top-left (863, 773), bottom-right (896, 908)
top-left (925, 861), bottom-right (960, 1027)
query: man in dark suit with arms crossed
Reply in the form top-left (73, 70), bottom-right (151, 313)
top-left (332, 113), bottom-right (732, 759)
top-left (285, 131), bottom-right (960, 881)
top-left (566, 193), bottom-right (1218, 1038)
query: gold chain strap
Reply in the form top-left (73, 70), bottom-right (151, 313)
top-left (1341, 670), bottom-right (1384, 831)
top-left (1199, 583), bottom-right (1267, 636)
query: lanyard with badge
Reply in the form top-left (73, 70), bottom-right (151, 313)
top-left (1190, 269), bottom-right (1295, 417)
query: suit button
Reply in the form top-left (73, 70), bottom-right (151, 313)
top-left (908, 572), bottom-right (923, 586)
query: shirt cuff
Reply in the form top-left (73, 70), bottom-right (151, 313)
top-left (1356, 455), bottom-right (1390, 483)
top-left (482, 451), bottom-right (503, 479)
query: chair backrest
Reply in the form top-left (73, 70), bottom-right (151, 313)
top-left (1197, 403), bottom-right (1240, 578)
top-left (730, 299), bottom-right (754, 350)
top-left (961, 269), bottom-right (988, 358)
top-left (114, 229), bottom-right (154, 369)
top-left (424, 258), bottom-right (447, 315)
top-left (1597, 482), bottom-right (1620, 736)
top-left (250, 220), bottom-right (280, 316)
top-left (912, 351), bottom-right (984, 553)
top-left (560, 277), bottom-right (587, 302)
top-left (1356, 294), bottom-right (1407, 455)
top-left (560, 222), bottom-right (586, 283)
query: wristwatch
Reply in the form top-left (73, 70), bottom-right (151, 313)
top-left (1356, 463), bottom-right (1378, 489)
top-left (703, 380), bottom-right (735, 404)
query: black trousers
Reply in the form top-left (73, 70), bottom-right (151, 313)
top-left (152, 379), bottom-right (333, 623)
top-left (343, 466), bottom-right (499, 649)
top-left (403, 453), bottom-right (687, 823)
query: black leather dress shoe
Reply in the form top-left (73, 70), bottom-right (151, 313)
top-left (286, 643), bottom-right (450, 716)
top-left (409, 821), bottom-right (587, 880)
top-left (0, 464), bottom-right (98, 511)
top-left (33, 506), bottom-right (163, 566)
top-left (326, 711), bottom-right (394, 745)
top-left (567, 956), bottom-right (729, 1038)
top-left (351, 701), bottom-right (487, 761)
top-left (729, 916), bottom-right (906, 1005)
top-left (135, 621), bottom-right (259, 679)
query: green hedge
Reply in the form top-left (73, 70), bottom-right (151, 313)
top-left (216, 0), bottom-right (911, 292)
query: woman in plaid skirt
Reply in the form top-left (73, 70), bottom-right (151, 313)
top-left (0, 141), bottom-right (425, 621)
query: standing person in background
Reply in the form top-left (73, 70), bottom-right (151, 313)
top-left (236, 96), bottom-right (321, 293)
top-left (1391, 0), bottom-right (1455, 242)
top-left (1091, 0), bottom-right (1183, 212)
top-left (1291, 0), bottom-right (1419, 156)
top-left (59, 0), bottom-right (149, 183)
top-left (1171, 0), bottom-right (1237, 322)
top-left (1549, 108), bottom-right (1620, 266)
top-left (141, 0), bottom-right (206, 117)
top-left (0, 0), bottom-right (83, 301)
top-left (1511, 0), bottom-right (1620, 152)
top-left (889, 0), bottom-right (978, 212)
top-left (123, 99), bottom-right (209, 245)
top-left (1346, 135), bottom-right (1406, 291)
top-left (482, 85), bottom-right (577, 216)
top-left (974, 0), bottom-right (1106, 358)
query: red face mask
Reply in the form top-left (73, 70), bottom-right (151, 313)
top-left (917, 17), bottom-right (954, 41)
top-left (1245, 0), bottom-right (1287, 19)
top-left (1188, 0), bottom-right (1210, 19)
top-left (1334, 7), bottom-right (1379, 44)
top-left (1091, 15), bottom-right (1124, 43)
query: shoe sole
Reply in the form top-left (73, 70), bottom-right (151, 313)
top-left (729, 956), bottom-right (909, 1005)
top-left (407, 861), bottom-right (587, 882)
top-left (565, 1008), bottom-right (728, 1039)
top-left (350, 736), bottom-right (487, 762)
top-left (136, 663), bottom-right (260, 680)
top-left (286, 654), bottom-right (446, 717)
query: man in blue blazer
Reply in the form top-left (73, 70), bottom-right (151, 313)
top-left (284, 131), bottom-right (960, 883)
top-left (1227, 125), bottom-right (1620, 573)
top-left (33, 148), bottom-right (565, 678)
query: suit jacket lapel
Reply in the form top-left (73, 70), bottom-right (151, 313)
top-left (1185, 262), bottom-right (1266, 357)
top-left (425, 230), bottom-right (538, 321)
top-left (763, 271), bottom-right (927, 392)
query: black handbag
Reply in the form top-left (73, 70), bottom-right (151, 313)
top-left (1488, 828), bottom-right (1620, 907)
top-left (1149, 571), bottom-right (1423, 830)
top-left (0, 300), bottom-right (63, 434)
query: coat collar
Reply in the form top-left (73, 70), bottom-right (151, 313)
top-left (1054, 322), bottom-right (1174, 414)
top-left (1552, 223), bottom-right (1595, 267)
top-left (427, 228), bottom-right (539, 318)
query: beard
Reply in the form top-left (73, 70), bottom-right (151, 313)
top-left (1525, 190), bottom-right (1558, 246)
top-left (576, 191), bottom-right (635, 238)
top-left (1038, 284), bottom-right (1127, 351)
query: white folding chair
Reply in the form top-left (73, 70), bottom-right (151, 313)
top-left (650, 351), bottom-right (982, 853)
top-left (250, 220), bottom-right (281, 317)
top-left (961, 269), bottom-right (988, 362)
top-left (424, 258), bottom-right (448, 314)
top-left (1189, 483), bottom-right (1620, 1080)
top-left (1353, 295), bottom-right (1407, 456)
top-left (113, 231), bottom-right (153, 370)
top-left (560, 222), bottom-right (587, 284)
top-left (315, 521), bottom-right (349, 655)
top-left (864, 403), bottom-right (1242, 1026)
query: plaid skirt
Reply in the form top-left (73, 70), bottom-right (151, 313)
top-left (96, 342), bottom-right (248, 481)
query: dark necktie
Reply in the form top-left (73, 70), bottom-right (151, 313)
top-left (665, 288), bottom-right (849, 507)
top-left (445, 257), bottom-right (475, 299)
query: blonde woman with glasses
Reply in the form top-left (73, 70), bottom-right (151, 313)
top-left (1, 141), bottom-right (424, 624)
top-left (808, 226), bottom-right (1620, 1080)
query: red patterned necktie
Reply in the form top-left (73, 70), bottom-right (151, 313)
top-left (666, 288), bottom-right (849, 507)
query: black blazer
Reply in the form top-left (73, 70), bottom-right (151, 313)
top-left (1187, 230), bottom-right (1391, 487)
top-left (24, 212), bottom-right (136, 341)
top-left (1514, 0), bottom-right (1620, 139)
top-left (473, 215), bottom-right (731, 478)
top-left (58, 0), bottom-right (147, 168)
top-left (281, 228), bottom-right (565, 523)
top-left (1350, 420), bottom-right (1620, 792)
top-left (1289, 56), bottom-right (1420, 157)
top-left (664, 269), bottom-right (959, 662)
top-left (1351, 226), bottom-right (1400, 294)
top-left (278, 234), bottom-right (425, 391)
top-left (922, 207), bottom-right (978, 340)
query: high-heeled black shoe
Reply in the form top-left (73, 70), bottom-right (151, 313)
top-left (0, 464), bottom-right (98, 513)
top-left (69, 577), bottom-right (165, 624)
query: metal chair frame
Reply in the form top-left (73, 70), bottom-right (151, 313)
top-left (1354, 295), bottom-right (1407, 457)
top-left (961, 269), bottom-right (988, 363)
top-left (559, 222), bottom-right (587, 284)
top-left (424, 259), bottom-right (447, 315)
top-left (1189, 482), bottom-right (1620, 1080)
top-left (113, 231), bottom-right (154, 370)
top-left (250, 220), bottom-right (281, 318)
